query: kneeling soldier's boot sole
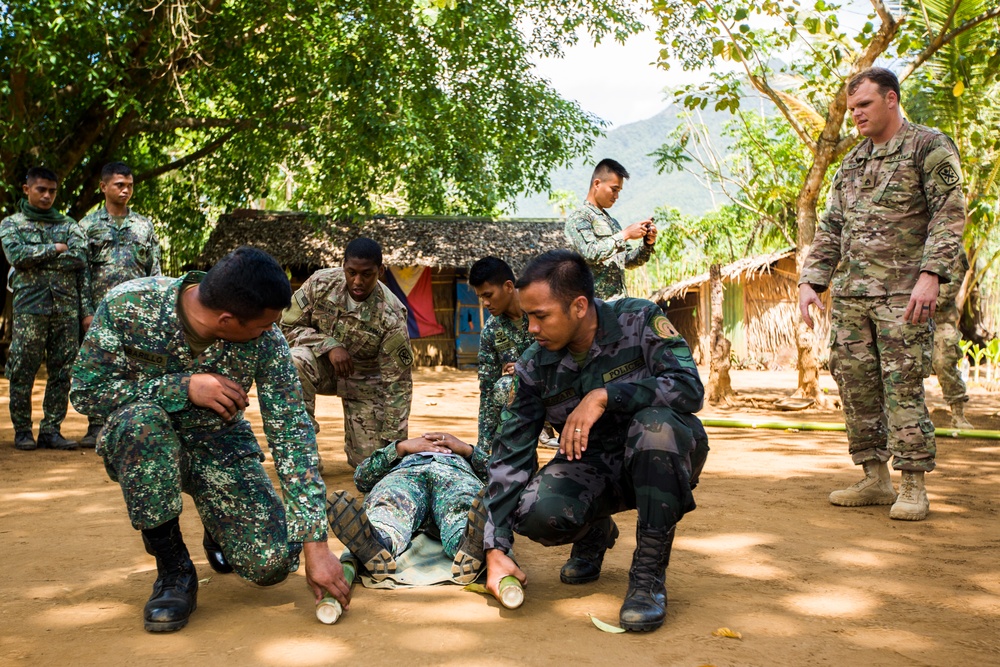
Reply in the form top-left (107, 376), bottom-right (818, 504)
top-left (327, 491), bottom-right (396, 582)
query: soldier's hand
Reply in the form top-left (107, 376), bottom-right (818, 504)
top-left (904, 272), bottom-right (940, 325)
top-left (561, 388), bottom-right (608, 461)
top-left (643, 219), bottom-right (658, 246)
top-left (396, 436), bottom-right (451, 457)
top-left (188, 372), bottom-right (250, 420)
top-left (303, 540), bottom-right (351, 607)
top-left (622, 219), bottom-right (652, 242)
top-left (798, 284), bottom-right (824, 329)
top-left (327, 346), bottom-right (354, 378)
top-left (486, 549), bottom-right (526, 601)
top-left (502, 362), bottom-right (516, 375)
top-left (54, 242), bottom-right (69, 253)
top-left (422, 432), bottom-right (474, 458)
top-left (81, 315), bottom-right (94, 333)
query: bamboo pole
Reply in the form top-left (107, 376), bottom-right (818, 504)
top-left (701, 417), bottom-right (1000, 440)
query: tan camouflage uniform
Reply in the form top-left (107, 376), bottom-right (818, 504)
top-left (281, 268), bottom-right (413, 467)
top-left (565, 203), bottom-right (654, 301)
top-left (932, 277), bottom-right (969, 405)
top-left (800, 121), bottom-right (967, 472)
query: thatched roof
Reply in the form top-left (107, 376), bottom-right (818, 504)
top-left (198, 210), bottom-right (570, 273)
top-left (651, 248), bottom-right (796, 303)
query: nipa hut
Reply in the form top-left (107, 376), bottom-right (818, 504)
top-left (649, 248), bottom-right (832, 369)
top-left (197, 210), bottom-right (570, 367)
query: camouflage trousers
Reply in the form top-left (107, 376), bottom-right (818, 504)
top-left (478, 374), bottom-right (514, 448)
top-left (5, 312), bottom-right (79, 433)
top-left (290, 347), bottom-right (407, 468)
top-left (830, 296), bottom-right (936, 472)
top-left (366, 457), bottom-right (483, 558)
top-left (99, 403), bottom-right (301, 585)
top-left (512, 407), bottom-right (709, 545)
top-left (931, 320), bottom-right (968, 405)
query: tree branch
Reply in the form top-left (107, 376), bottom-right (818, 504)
top-left (133, 128), bottom-right (240, 183)
top-left (898, 5), bottom-right (1000, 83)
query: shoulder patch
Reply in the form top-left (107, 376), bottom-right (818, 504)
top-left (925, 145), bottom-right (962, 191)
top-left (650, 313), bottom-right (679, 339)
top-left (385, 331), bottom-right (414, 367)
top-left (507, 375), bottom-right (520, 407)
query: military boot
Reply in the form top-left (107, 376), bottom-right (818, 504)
top-left (326, 491), bottom-right (396, 581)
top-left (142, 519), bottom-right (198, 633)
top-left (452, 490), bottom-right (488, 584)
top-left (829, 460), bottom-right (897, 506)
top-left (37, 431), bottom-right (78, 450)
top-left (890, 471), bottom-right (929, 521)
top-left (202, 524), bottom-right (233, 574)
top-left (560, 517), bottom-right (619, 584)
top-left (949, 402), bottom-right (973, 430)
top-left (619, 524), bottom-right (675, 632)
top-left (14, 431), bottom-right (36, 451)
top-left (79, 423), bottom-right (103, 447)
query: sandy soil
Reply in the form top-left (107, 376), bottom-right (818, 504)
top-left (1, 368), bottom-right (998, 667)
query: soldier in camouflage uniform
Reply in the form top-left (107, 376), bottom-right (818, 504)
top-left (1, 167), bottom-right (88, 451)
top-left (70, 247), bottom-right (351, 633)
top-left (281, 237), bottom-right (413, 469)
top-left (565, 158), bottom-right (657, 301)
top-left (326, 431), bottom-right (489, 583)
top-left (931, 275), bottom-right (973, 428)
top-left (479, 250), bottom-right (708, 632)
top-left (78, 162), bottom-right (163, 447)
top-left (468, 256), bottom-right (535, 448)
top-left (800, 68), bottom-right (967, 522)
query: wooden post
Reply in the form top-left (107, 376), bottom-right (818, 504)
top-left (706, 263), bottom-right (733, 404)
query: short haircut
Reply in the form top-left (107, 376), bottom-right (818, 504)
top-left (101, 162), bottom-right (133, 181)
top-left (26, 167), bottom-right (58, 184)
top-left (469, 256), bottom-right (515, 288)
top-left (344, 237), bottom-right (383, 265)
top-left (515, 249), bottom-right (594, 308)
top-left (591, 158), bottom-right (629, 183)
top-left (199, 246), bottom-right (291, 321)
top-left (848, 67), bottom-right (900, 101)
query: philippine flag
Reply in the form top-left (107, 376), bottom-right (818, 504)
top-left (383, 266), bottom-right (446, 339)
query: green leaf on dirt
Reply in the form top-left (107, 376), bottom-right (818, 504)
top-left (589, 614), bottom-right (626, 633)
top-left (463, 583), bottom-right (488, 594)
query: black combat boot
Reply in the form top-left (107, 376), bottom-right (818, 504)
top-left (79, 423), bottom-right (103, 447)
top-left (560, 516), bottom-right (619, 584)
top-left (202, 524), bottom-right (234, 574)
top-left (141, 519), bottom-right (199, 633)
top-left (619, 524), bottom-right (675, 632)
top-left (14, 431), bottom-right (36, 451)
top-left (37, 431), bottom-right (78, 450)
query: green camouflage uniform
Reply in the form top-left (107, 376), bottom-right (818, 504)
top-left (483, 298), bottom-right (708, 554)
top-left (565, 203), bottom-right (654, 301)
top-left (800, 121), bottom-right (967, 473)
top-left (1, 200), bottom-right (89, 434)
top-left (281, 268), bottom-right (414, 467)
top-left (477, 312), bottom-right (534, 448)
top-left (70, 273), bottom-right (326, 585)
top-left (351, 442), bottom-right (488, 558)
top-left (932, 277), bottom-right (968, 405)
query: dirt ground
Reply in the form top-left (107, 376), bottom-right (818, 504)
top-left (1, 368), bottom-right (998, 667)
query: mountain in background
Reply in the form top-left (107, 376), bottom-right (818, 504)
top-left (508, 102), bottom-right (752, 223)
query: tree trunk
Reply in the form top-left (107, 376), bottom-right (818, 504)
top-left (706, 263), bottom-right (733, 404)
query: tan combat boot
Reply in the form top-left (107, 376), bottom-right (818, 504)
top-left (949, 402), bottom-right (973, 430)
top-left (890, 471), bottom-right (929, 521)
top-left (829, 460), bottom-right (897, 507)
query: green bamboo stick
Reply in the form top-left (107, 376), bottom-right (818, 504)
top-left (700, 418), bottom-right (1000, 440)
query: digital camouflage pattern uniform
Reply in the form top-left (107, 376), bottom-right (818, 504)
top-left (932, 276), bottom-right (969, 405)
top-left (281, 268), bottom-right (414, 467)
top-left (483, 298), bottom-right (709, 555)
top-left (565, 203), bottom-right (654, 301)
top-left (351, 441), bottom-right (489, 558)
top-left (1, 200), bottom-right (89, 435)
top-left (801, 121), bottom-right (967, 473)
top-left (70, 273), bottom-right (326, 585)
top-left (477, 312), bottom-right (533, 448)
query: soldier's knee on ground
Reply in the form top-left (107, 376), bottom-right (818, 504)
top-left (232, 542), bottom-right (298, 586)
top-left (515, 496), bottom-right (589, 547)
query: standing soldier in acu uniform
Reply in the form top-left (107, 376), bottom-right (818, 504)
top-left (476, 250), bottom-right (708, 632)
top-left (932, 271), bottom-right (973, 429)
top-left (1, 167), bottom-right (88, 451)
top-left (78, 162), bottom-right (162, 447)
top-left (800, 67), bottom-right (967, 522)
top-left (70, 247), bottom-right (351, 633)
top-left (282, 237), bottom-right (413, 469)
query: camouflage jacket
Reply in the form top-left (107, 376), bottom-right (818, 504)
top-left (353, 440), bottom-right (488, 493)
top-left (280, 268), bottom-right (413, 442)
top-left (79, 206), bottom-right (161, 311)
top-left (0, 205), bottom-right (88, 317)
top-left (483, 298), bottom-right (706, 553)
top-left (565, 202), bottom-right (654, 301)
top-left (477, 312), bottom-right (534, 446)
top-left (70, 272), bottom-right (327, 542)
top-left (801, 121), bottom-right (967, 297)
